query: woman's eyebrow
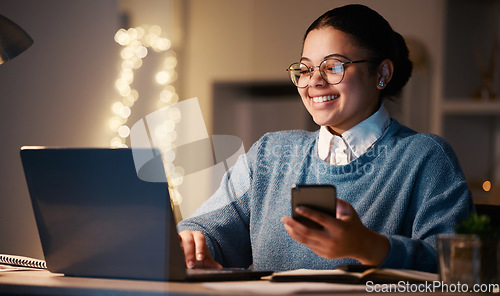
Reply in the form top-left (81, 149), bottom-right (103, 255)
top-left (300, 53), bottom-right (350, 63)
top-left (324, 53), bottom-right (349, 60)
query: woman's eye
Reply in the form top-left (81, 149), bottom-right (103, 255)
top-left (299, 68), bottom-right (310, 75)
top-left (326, 66), bottom-right (342, 74)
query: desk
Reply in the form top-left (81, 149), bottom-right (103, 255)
top-left (0, 269), bottom-right (490, 296)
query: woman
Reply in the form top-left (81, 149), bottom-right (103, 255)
top-left (177, 4), bottom-right (472, 272)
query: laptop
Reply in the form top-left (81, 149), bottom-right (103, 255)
top-left (20, 146), bottom-right (272, 281)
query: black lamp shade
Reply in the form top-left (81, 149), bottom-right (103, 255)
top-left (0, 15), bottom-right (33, 65)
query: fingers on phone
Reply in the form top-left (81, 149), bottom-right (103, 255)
top-left (336, 199), bottom-right (355, 219)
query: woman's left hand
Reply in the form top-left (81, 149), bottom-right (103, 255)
top-left (281, 199), bottom-right (390, 266)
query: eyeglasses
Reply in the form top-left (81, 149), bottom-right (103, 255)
top-left (286, 58), bottom-right (368, 88)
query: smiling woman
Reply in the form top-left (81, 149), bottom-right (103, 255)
top-left (293, 4), bottom-right (412, 135)
top-left (176, 4), bottom-right (472, 273)
top-left (296, 27), bottom-right (383, 134)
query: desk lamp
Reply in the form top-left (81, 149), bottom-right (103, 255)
top-left (0, 15), bottom-right (33, 65)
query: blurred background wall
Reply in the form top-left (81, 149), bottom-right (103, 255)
top-left (0, 0), bottom-right (497, 260)
top-left (0, 0), bottom-right (120, 260)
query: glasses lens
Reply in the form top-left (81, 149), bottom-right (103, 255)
top-left (321, 59), bottom-right (344, 85)
top-left (288, 63), bottom-right (310, 87)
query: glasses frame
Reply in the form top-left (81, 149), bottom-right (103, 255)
top-left (286, 58), bottom-right (368, 88)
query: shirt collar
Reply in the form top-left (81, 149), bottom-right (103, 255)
top-left (318, 125), bottom-right (334, 161)
top-left (343, 104), bottom-right (390, 158)
top-left (317, 104), bottom-right (390, 161)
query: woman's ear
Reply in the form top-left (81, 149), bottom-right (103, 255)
top-left (376, 59), bottom-right (394, 89)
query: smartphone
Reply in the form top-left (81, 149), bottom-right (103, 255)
top-left (291, 184), bottom-right (337, 229)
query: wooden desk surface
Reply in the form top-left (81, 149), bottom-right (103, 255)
top-left (0, 269), bottom-right (491, 296)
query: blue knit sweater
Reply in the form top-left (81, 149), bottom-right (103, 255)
top-left (177, 120), bottom-right (472, 272)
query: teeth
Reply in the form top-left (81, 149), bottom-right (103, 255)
top-left (312, 95), bottom-right (339, 103)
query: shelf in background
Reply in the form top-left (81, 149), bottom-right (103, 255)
top-left (442, 100), bottom-right (500, 115)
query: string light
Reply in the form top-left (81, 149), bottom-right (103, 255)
top-left (482, 180), bottom-right (492, 192)
top-left (110, 25), bottom-right (179, 148)
top-left (109, 25), bottom-right (183, 205)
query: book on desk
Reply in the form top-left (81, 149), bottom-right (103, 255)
top-left (271, 267), bottom-right (439, 284)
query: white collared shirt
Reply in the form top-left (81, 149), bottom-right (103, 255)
top-left (317, 104), bottom-right (390, 165)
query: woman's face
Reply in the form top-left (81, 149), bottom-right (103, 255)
top-left (299, 27), bottom-right (381, 134)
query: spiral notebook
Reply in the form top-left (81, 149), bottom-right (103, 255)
top-left (0, 254), bottom-right (46, 270)
top-left (20, 147), bottom-right (272, 281)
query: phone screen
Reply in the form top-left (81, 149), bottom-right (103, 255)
top-left (291, 184), bottom-right (337, 229)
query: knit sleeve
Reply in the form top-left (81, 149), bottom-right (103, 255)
top-left (176, 153), bottom-right (254, 268)
top-left (380, 134), bottom-right (473, 272)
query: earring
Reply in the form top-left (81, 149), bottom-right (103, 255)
top-left (378, 80), bottom-right (384, 87)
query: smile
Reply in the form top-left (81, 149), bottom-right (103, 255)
top-left (312, 95), bottom-right (339, 103)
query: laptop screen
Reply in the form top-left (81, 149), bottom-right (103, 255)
top-left (20, 147), bottom-right (186, 281)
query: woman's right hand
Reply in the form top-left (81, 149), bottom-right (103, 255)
top-left (178, 230), bottom-right (222, 269)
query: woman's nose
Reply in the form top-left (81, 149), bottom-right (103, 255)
top-left (309, 68), bottom-right (325, 87)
